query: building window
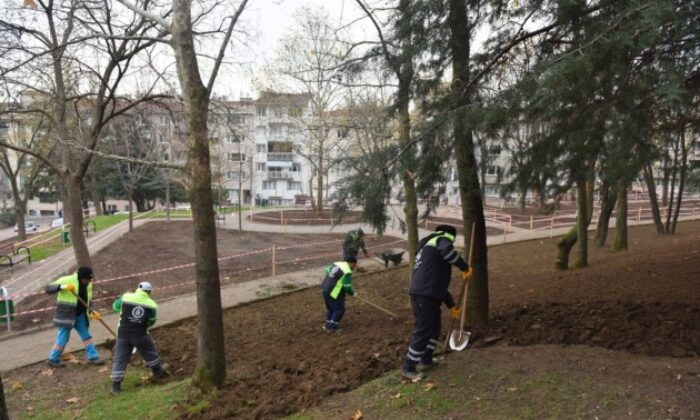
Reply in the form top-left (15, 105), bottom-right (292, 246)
top-left (292, 162), bottom-right (301, 172)
top-left (274, 108), bottom-right (286, 117)
top-left (338, 128), bottom-right (349, 138)
top-left (227, 134), bottom-right (243, 143)
top-left (256, 163), bottom-right (266, 171)
top-left (257, 107), bottom-right (267, 117)
top-left (256, 144), bottom-right (266, 153)
top-left (228, 153), bottom-right (245, 161)
top-left (255, 126), bottom-right (266, 137)
top-left (488, 145), bottom-right (502, 156)
top-left (287, 181), bottom-right (301, 190)
top-left (486, 166), bottom-right (498, 176)
top-left (263, 180), bottom-right (275, 190)
top-left (227, 171), bottom-right (241, 180)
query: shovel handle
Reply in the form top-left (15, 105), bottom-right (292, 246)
top-left (441, 223), bottom-right (476, 353)
top-left (71, 290), bottom-right (117, 337)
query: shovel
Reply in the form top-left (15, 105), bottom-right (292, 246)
top-left (443, 223), bottom-right (476, 352)
top-left (70, 290), bottom-right (130, 354)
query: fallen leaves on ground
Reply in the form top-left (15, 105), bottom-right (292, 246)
top-left (10, 382), bottom-right (22, 391)
top-left (39, 369), bottom-right (54, 376)
top-left (349, 409), bottom-right (363, 420)
top-left (422, 382), bottom-right (437, 391)
top-left (98, 367), bottom-right (109, 373)
top-left (65, 397), bottom-right (80, 404)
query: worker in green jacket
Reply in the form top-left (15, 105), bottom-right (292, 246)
top-left (45, 266), bottom-right (104, 367)
top-left (320, 256), bottom-right (357, 332)
top-left (110, 282), bottom-right (168, 395)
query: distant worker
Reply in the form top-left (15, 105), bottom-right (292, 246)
top-left (110, 282), bottom-right (168, 395)
top-left (45, 266), bottom-right (105, 367)
top-left (401, 225), bottom-right (472, 381)
top-left (321, 256), bottom-right (358, 332)
top-left (342, 227), bottom-right (369, 260)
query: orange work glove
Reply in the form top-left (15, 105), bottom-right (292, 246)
top-left (63, 283), bottom-right (76, 293)
top-left (450, 307), bottom-right (461, 320)
top-left (89, 310), bottom-right (101, 321)
top-left (462, 268), bottom-right (473, 281)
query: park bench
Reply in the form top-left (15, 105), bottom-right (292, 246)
top-left (0, 246), bottom-right (32, 269)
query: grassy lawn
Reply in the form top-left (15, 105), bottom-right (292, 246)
top-left (8, 370), bottom-right (195, 420)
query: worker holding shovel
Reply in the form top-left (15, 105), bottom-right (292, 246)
top-left (400, 225), bottom-right (472, 381)
top-left (321, 256), bottom-right (358, 333)
top-left (110, 281), bottom-right (168, 395)
top-left (44, 266), bottom-right (106, 367)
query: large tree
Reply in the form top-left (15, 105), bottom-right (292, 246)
top-left (117, 0), bottom-right (249, 391)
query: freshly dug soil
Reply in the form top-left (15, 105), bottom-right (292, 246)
top-left (149, 221), bottom-right (700, 418)
top-left (9, 221), bottom-right (404, 331)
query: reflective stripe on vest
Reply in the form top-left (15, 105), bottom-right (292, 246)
top-left (329, 261), bottom-right (353, 299)
top-left (425, 231), bottom-right (455, 248)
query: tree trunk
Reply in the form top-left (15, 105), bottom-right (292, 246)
top-left (308, 174), bottom-right (316, 212)
top-left (595, 181), bottom-right (617, 246)
top-left (613, 180), bottom-right (628, 250)
top-left (11, 180), bottom-right (26, 241)
top-left (171, 0), bottom-right (225, 390)
top-left (128, 189), bottom-right (133, 234)
top-left (671, 127), bottom-right (688, 234)
top-left (661, 155), bottom-right (670, 207)
top-left (66, 176), bottom-right (91, 266)
top-left (555, 226), bottom-right (577, 270)
top-left (89, 169), bottom-right (103, 216)
top-left (0, 371), bottom-right (8, 420)
top-left (58, 179), bottom-right (70, 223)
top-left (165, 172), bottom-right (171, 222)
top-left (316, 148), bottom-right (324, 216)
top-left (449, 0), bottom-right (489, 327)
top-left (397, 0), bottom-right (418, 275)
top-left (642, 164), bottom-right (664, 234)
top-left (665, 136), bottom-right (680, 233)
top-left (574, 180), bottom-right (593, 268)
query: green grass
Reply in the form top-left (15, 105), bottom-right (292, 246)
top-left (14, 371), bottom-right (192, 420)
top-left (87, 214), bottom-right (131, 232)
top-left (29, 240), bottom-right (65, 262)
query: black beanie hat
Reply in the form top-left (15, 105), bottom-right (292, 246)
top-left (345, 256), bottom-right (358, 263)
top-left (435, 224), bottom-right (457, 237)
top-left (77, 266), bottom-right (94, 280)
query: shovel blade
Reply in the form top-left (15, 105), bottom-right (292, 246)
top-left (448, 329), bottom-right (471, 351)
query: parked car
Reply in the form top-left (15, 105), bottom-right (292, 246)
top-left (51, 218), bottom-right (64, 228)
top-left (14, 221), bottom-right (38, 232)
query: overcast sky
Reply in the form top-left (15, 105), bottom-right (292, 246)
top-left (215, 0), bottom-right (371, 100)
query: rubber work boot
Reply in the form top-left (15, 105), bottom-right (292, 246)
top-left (87, 358), bottom-right (106, 366)
top-left (400, 369), bottom-right (423, 381)
top-left (111, 381), bottom-right (121, 396)
top-left (46, 359), bottom-right (67, 368)
top-left (151, 363), bottom-right (170, 383)
top-left (417, 357), bottom-right (441, 372)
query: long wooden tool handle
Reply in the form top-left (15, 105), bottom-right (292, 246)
top-left (460, 223), bottom-right (477, 331)
top-left (441, 223), bottom-right (476, 352)
top-left (72, 290), bottom-right (117, 337)
top-left (355, 296), bottom-right (399, 318)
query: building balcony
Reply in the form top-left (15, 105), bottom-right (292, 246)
top-left (267, 152), bottom-right (294, 161)
top-left (266, 171), bottom-right (299, 180)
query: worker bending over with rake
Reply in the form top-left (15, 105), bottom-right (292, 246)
top-left (401, 225), bottom-right (472, 381)
top-left (342, 227), bottom-right (369, 260)
top-left (45, 266), bottom-right (105, 367)
top-left (321, 256), bottom-right (358, 332)
top-left (110, 281), bottom-right (168, 395)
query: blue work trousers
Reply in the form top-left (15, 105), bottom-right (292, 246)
top-left (48, 312), bottom-right (100, 362)
top-left (322, 291), bottom-right (346, 330)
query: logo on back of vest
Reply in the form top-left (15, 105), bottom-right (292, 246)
top-left (131, 306), bottom-right (145, 319)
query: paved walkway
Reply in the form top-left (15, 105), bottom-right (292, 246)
top-left (4, 219), bottom-right (152, 303)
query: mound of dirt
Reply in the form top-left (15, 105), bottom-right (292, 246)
top-left (486, 301), bottom-right (700, 357)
